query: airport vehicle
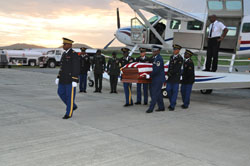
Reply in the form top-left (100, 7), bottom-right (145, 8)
top-left (0, 50), bottom-right (9, 68)
top-left (114, 0), bottom-right (250, 94)
top-left (3, 50), bottom-right (42, 66)
top-left (38, 48), bottom-right (97, 68)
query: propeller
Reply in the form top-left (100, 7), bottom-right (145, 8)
top-left (103, 8), bottom-right (121, 49)
top-left (117, 8), bottom-right (120, 29)
top-left (103, 37), bottom-right (116, 50)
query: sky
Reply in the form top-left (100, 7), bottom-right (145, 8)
top-left (0, 0), bottom-right (137, 48)
top-left (4, 0), bottom-right (247, 48)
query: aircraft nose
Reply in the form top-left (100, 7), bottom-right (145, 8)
top-left (115, 27), bottom-right (132, 46)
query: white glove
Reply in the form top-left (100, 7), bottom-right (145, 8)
top-left (72, 82), bottom-right (77, 87)
top-left (55, 78), bottom-right (59, 85)
top-left (120, 70), bottom-right (123, 74)
top-left (146, 74), bottom-right (150, 79)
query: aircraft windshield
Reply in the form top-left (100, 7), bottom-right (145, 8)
top-left (148, 16), bottom-right (159, 24)
top-left (208, 1), bottom-right (223, 10)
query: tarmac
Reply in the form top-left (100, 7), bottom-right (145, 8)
top-left (0, 68), bottom-right (250, 166)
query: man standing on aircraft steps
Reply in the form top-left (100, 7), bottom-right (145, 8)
top-left (204, 15), bottom-right (228, 72)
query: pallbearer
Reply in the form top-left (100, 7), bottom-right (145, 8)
top-left (181, 50), bottom-right (195, 109)
top-left (55, 38), bottom-right (80, 119)
top-left (145, 46), bottom-right (165, 113)
top-left (135, 48), bottom-right (150, 105)
top-left (119, 48), bottom-right (135, 107)
top-left (166, 44), bottom-right (183, 111)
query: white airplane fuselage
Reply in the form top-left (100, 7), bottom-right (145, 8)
top-left (115, 0), bottom-right (250, 57)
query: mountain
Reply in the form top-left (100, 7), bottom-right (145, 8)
top-left (58, 43), bottom-right (92, 49)
top-left (0, 43), bottom-right (46, 50)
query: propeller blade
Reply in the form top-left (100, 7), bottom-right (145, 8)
top-left (103, 37), bottom-right (116, 49)
top-left (117, 8), bottom-right (120, 29)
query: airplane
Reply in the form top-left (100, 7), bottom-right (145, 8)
top-left (113, 0), bottom-right (250, 94)
top-left (114, 0), bottom-right (250, 59)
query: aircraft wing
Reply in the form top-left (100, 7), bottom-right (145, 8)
top-left (120, 0), bottom-right (203, 22)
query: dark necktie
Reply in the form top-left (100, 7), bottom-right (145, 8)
top-left (209, 23), bottom-right (214, 38)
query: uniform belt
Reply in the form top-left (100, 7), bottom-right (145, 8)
top-left (208, 37), bottom-right (220, 39)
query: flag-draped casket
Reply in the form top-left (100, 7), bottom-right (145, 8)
top-left (121, 62), bottom-right (168, 83)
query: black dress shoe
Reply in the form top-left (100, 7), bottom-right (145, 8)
top-left (135, 102), bottom-right (141, 105)
top-left (99, 91), bottom-right (102, 93)
top-left (124, 103), bottom-right (133, 107)
top-left (168, 107), bottom-right (175, 111)
top-left (73, 106), bottom-right (78, 111)
top-left (146, 109), bottom-right (153, 113)
top-left (114, 91), bottom-right (118, 93)
top-left (62, 115), bottom-right (71, 119)
top-left (155, 108), bottom-right (165, 112)
top-left (144, 103), bottom-right (148, 105)
top-left (83, 90), bottom-right (87, 93)
top-left (181, 104), bottom-right (188, 109)
top-left (93, 90), bottom-right (98, 93)
top-left (110, 91), bottom-right (113, 93)
top-left (79, 90), bottom-right (83, 93)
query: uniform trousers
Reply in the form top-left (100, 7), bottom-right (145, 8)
top-left (58, 84), bottom-right (77, 117)
top-left (166, 83), bottom-right (179, 108)
top-left (110, 75), bottom-right (118, 92)
top-left (206, 37), bottom-right (221, 72)
top-left (123, 83), bottom-right (133, 105)
top-left (79, 73), bottom-right (87, 91)
top-left (181, 84), bottom-right (193, 107)
top-left (136, 83), bottom-right (148, 104)
top-left (148, 80), bottom-right (164, 111)
top-left (94, 73), bottom-right (103, 91)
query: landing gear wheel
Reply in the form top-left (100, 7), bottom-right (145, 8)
top-left (162, 89), bottom-right (168, 98)
top-left (88, 80), bottom-right (94, 87)
top-left (200, 89), bottom-right (213, 94)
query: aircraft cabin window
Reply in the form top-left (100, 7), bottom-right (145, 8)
top-left (187, 21), bottom-right (203, 30)
top-left (242, 23), bottom-right (250, 33)
top-left (226, 1), bottom-right (242, 11)
top-left (208, 1), bottom-right (223, 10)
top-left (148, 16), bottom-right (159, 24)
top-left (227, 27), bottom-right (237, 36)
top-left (170, 20), bottom-right (181, 30)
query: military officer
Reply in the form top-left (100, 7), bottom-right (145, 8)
top-left (92, 49), bottom-right (106, 93)
top-left (119, 48), bottom-right (135, 106)
top-left (166, 44), bottom-right (183, 111)
top-left (79, 47), bottom-right (91, 93)
top-left (145, 46), bottom-right (165, 113)
top-left (107, 51), bottom-right (120, 93)
top-left (135, 48), bottom-right (150, 105)
top-left (55, 38), bottom-right (80, 119)
top-left (181, 50), bottom-right (195, 109)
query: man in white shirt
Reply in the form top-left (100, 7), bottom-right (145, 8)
top-left (204, 15), bottom-right (228, 72)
